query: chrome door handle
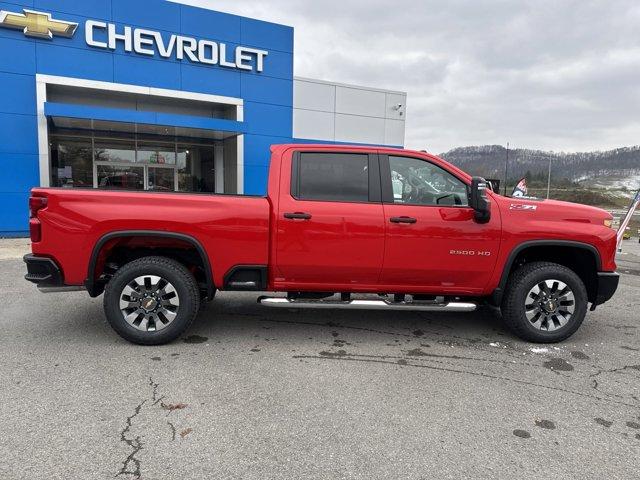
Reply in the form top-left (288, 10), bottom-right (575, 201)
top-left (390, 216), bottom-right (417, 224)
top-left (284, 212), bottom-right (312, 220)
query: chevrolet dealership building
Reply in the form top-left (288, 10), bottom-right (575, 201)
top-left (0, 0), bottom-right (406, 236)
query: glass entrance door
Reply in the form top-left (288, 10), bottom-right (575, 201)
top-left (96, 163), bottom-right (144, 190)
top-left (147, 165), bottom-right (178, 191)
top-left (95, 163), bottom-right (177, 191)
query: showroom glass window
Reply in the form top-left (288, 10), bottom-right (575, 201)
top-left (138, 140), bottom-right (177, 191)
top-left (387, 156), bottom-right (469, 206)
top-left (94, 137), bottom-right (143, 190)
top-left (294, 153), bottom-right (370, 202)
top-left (49, 138), bottom-right (93, 188)
top-left (49, 129), bottom-right (216, 194)
top-left (177, 145), bottom-right (215, 192)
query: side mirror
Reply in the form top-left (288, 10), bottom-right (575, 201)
top-left (470, 177), bottom-right (491, 224)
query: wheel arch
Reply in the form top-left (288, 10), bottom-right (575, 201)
top-left (85, 230), bottom-right (214, 300)
top-left (491, 240), bottom-right (601, 305)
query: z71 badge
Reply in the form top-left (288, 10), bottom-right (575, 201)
top-left (510, 204), bottom-right (538, 211)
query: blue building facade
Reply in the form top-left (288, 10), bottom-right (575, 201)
top-left (0, 0), bottom-right (406, 236)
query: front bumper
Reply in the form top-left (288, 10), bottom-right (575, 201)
top-left (23, 254), bottom-right (63, 286)
top-left (594, 272), bottom-right (619, 306)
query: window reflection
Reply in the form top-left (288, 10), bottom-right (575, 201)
top-left (177, 145), bottom-right (215, 192)
top-left (388, 156), bottom-right (469, 206)
top-left (49, 134), bottom-right (217, 193)
top-left (49, 139), bottom-right (93, 188)
top-left (97, 165), bottom-right (144, 190)
top-left (138, 143), bottom-right (176, 165)
top-left (148, 167), bottom-right (175, 191)
top-left (95, 140), bottom-right (136, 163)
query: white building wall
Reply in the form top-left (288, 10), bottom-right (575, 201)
top-left (293, 77), bottom-right (406, 146)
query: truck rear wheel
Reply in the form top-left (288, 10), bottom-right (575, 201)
top-left (103, 256), bottom-right (200, 345)
top-left (501, 262), bottom-right (588, 343)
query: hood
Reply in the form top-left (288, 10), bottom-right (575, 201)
top-left (496, 196), bottom-right (613, 225)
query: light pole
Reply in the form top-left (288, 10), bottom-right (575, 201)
top-left (503, 142), bottom-right (509, 196)
top-left (546, 156), bottom-right (552, 199)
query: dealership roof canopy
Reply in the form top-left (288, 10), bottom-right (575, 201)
top-left (45, 102), bottom-right (245, 140)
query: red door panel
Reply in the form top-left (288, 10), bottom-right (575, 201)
top-left (380, 153), bottom-right (501, 293)
top-left (274, 150), bottom-right (385, 288)
top-left (276, 200), bottom-right (385, 285)
top-left (382, 204), bottom-right (501, 292)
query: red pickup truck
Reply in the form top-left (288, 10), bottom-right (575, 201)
top-left (24, 144), bottom-right (619, 345)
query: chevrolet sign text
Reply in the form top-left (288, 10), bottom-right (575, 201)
top-left (86, 21), bottom-right (268, 72)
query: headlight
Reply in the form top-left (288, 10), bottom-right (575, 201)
top-left (604, 219), bottom-right (613, 228)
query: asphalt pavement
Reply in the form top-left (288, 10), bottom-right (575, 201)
top-left (0, 239), bottom-right (639, 479)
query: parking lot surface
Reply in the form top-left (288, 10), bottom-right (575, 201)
top-left (1, 239), bottom-right (639, 479)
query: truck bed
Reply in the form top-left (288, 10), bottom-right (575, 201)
top-left (31, 188), bottom-right (271, 287)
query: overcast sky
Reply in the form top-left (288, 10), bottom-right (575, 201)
top-left (175, 0), bottom-right (640, 153)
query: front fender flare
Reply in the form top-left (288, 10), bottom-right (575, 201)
top-left (489, 239), bottom-right (601, 306)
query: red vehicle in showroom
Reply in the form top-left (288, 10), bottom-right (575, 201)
top-left (24, 145), bottom-right (619, 345)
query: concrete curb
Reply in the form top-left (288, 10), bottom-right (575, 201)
top-left (0, 239), bottom-right (31, 260)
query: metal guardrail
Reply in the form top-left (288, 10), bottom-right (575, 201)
top-left (611, 209), bottom-right (640, 217)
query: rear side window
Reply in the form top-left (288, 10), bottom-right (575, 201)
top-left (293, 153), bottom-right (370, 202)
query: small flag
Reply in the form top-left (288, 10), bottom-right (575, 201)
top-left (616, 187), bottom-right (640, 246)
top-left (511, 177), bottom-right (528, 198)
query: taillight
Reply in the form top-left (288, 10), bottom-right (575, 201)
top-left (29, 196), bottom-right (47, 218)
top-left (29, 219), bottom-right (41, 242)
top-left (29, 196), bottom-right (47, 243)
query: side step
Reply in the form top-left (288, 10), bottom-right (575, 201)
top-left (258, 297), bottom-right (477, 312)
top-left (37, 285), bottom-right (85, 293)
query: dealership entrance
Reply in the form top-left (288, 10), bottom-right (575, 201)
top-left (47, 123), bottom-right (238, 193)
top-left (39, 75), bottom-right (246, 196)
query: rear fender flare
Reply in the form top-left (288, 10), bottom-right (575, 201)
top-left (85, 230), bottom-right (214, 299)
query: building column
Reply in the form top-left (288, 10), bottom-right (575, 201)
top-left (36, 78), bottom-right (49, 187)
top-left (214, 144), bottom-right (224, 193)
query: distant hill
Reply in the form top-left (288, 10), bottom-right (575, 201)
top-left (439, 145), bottom-right (640, 193)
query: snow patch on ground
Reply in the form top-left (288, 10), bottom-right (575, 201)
top-left (580, 173), bottom-right (640, 193)
top-left (530, 347), bottom-right (549, 354)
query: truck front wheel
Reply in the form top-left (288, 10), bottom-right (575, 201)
top-left (501, 262), bottom-right (588, 343)
top-left (103, 256), bottom-right (200, 345)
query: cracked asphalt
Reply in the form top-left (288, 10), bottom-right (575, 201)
top-left (0, 240), bottom-right (639, 479)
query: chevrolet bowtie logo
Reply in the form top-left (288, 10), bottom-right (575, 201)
top-left (0, 9), bottom-right (78, 39)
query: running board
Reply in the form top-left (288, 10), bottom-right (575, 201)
top-left (37, 285), bottom-right (85, 293)
top-left (258, 297), bottom-right (477, 312)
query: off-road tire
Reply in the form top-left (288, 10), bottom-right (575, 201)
top-left (501, 261), bottom-right (588, 343)
top-left (104, 256), bottom-right (200, 345)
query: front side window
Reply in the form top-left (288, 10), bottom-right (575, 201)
top-left (388, 156), bottom-right (468, 206)
top-left (295, 153), bottom-right (370, 202)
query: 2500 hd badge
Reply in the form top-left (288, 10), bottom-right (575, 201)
top-left (450, 250), bottom-right (492, 256)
